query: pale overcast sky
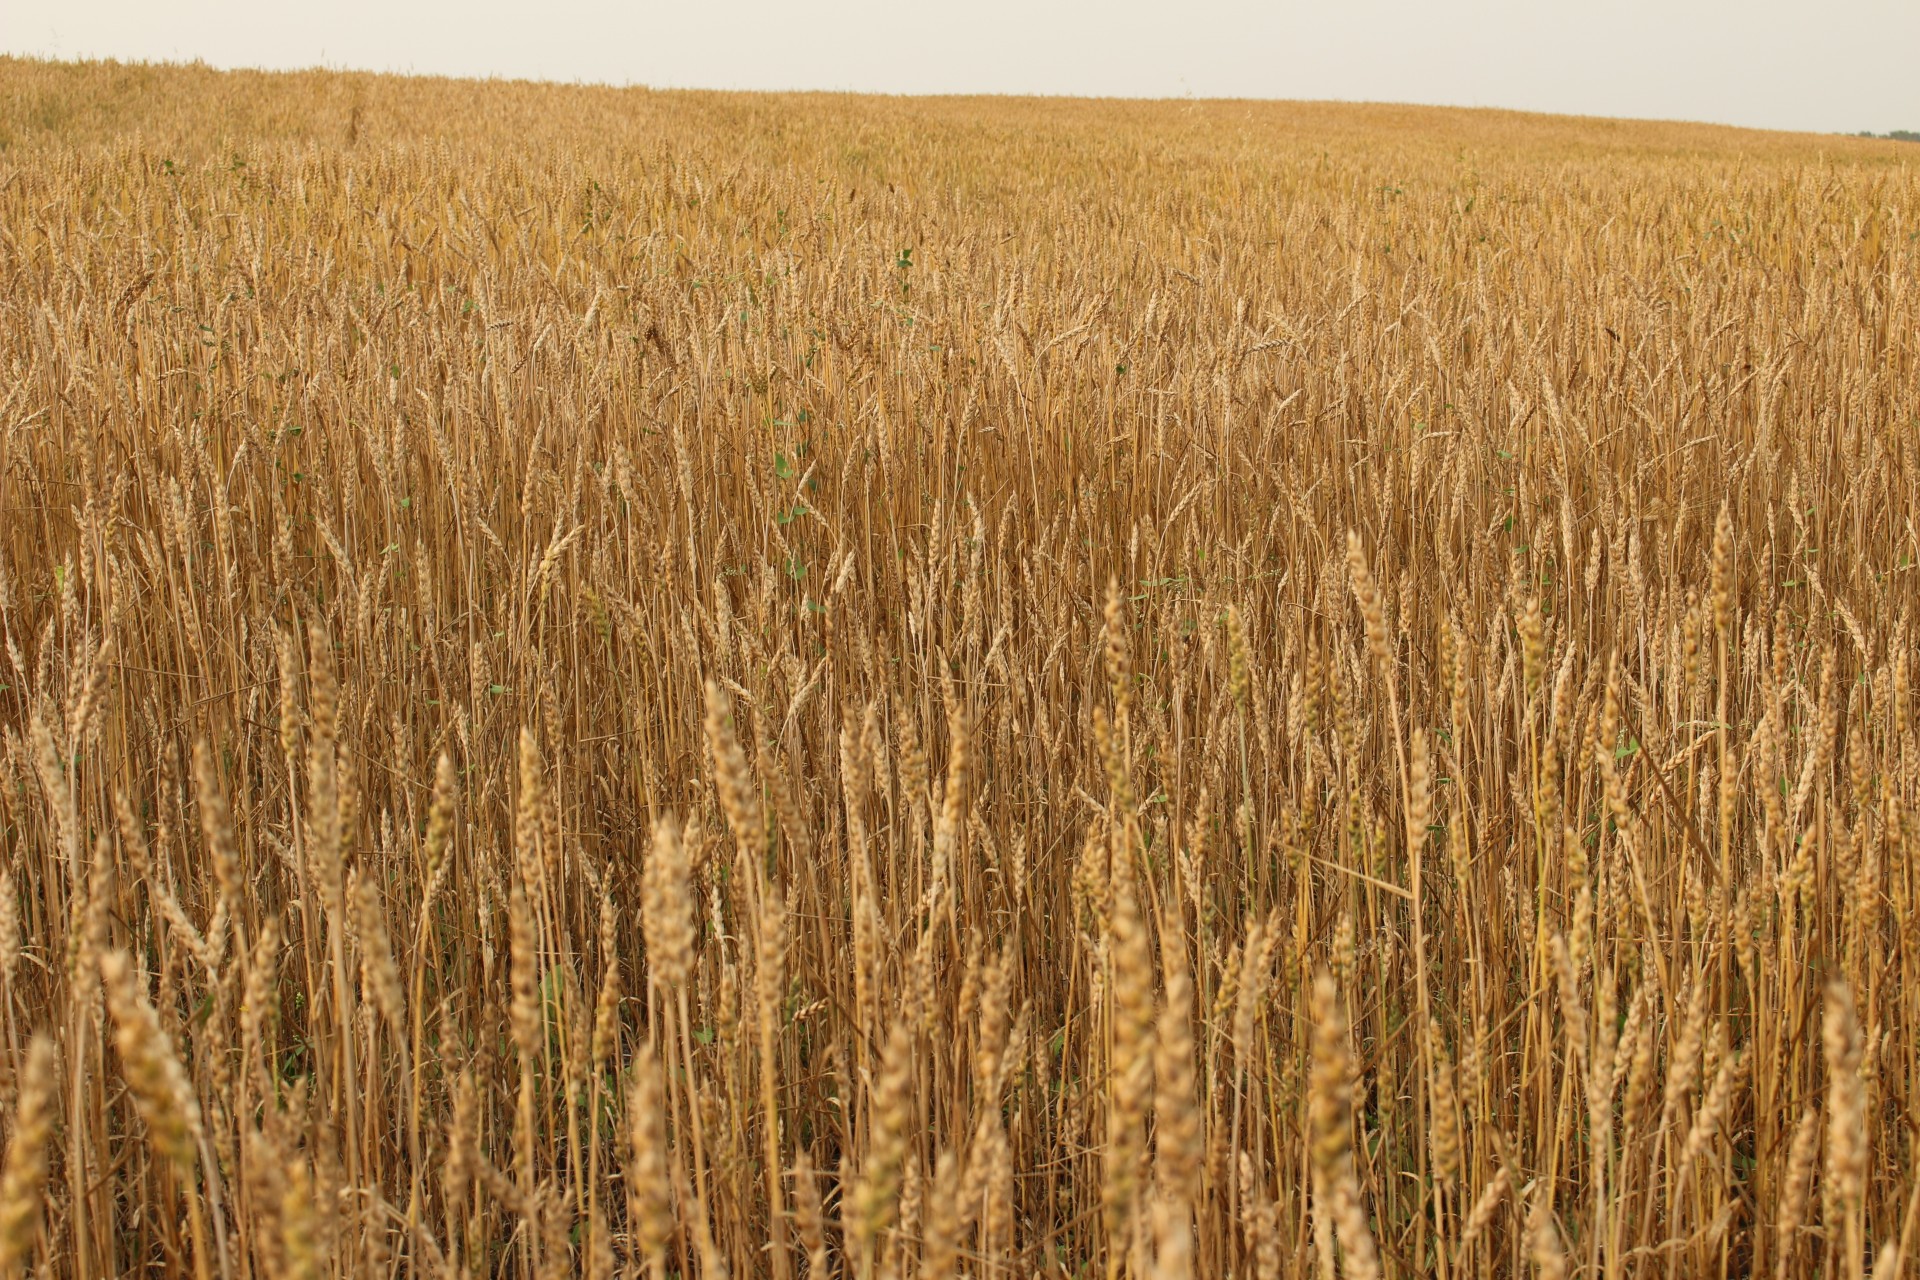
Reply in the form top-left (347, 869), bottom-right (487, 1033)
top-left (10, 0), bottom-right (1918, 136)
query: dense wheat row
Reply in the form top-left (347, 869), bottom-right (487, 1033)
top-left (2, 55), bottom-right (1919, 1279)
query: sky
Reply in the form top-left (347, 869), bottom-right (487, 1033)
top-left (9, 0), bottom-right (1919, 136)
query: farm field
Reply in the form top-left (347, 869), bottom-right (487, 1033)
top-left (2, 54), bottom-right (1920, 1278)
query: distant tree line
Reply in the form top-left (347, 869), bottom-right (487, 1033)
top-left (1856, 130), bottom-right (1920, 143)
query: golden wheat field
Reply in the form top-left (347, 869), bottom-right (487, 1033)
top-left (1, 53), bottom-right (1919, 1279)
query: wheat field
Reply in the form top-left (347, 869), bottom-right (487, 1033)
top-left (1, 54), bottom-right (1919, 1279)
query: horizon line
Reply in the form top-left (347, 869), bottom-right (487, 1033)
top-left (5, 51), bottom-right (1911, 142)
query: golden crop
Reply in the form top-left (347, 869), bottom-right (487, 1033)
top-left (1, 54), bottom-right (1918, 1279)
